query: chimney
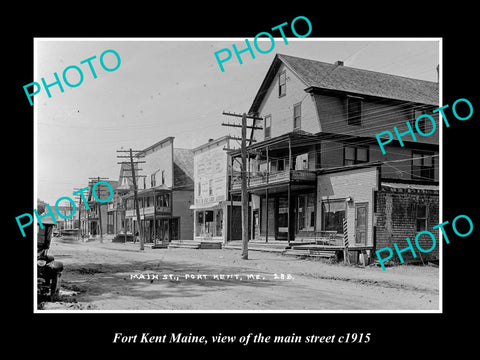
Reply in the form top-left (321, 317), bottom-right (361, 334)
top-left (334, 60), bottom-right (344, 66)
top-left (436, 64), bottom-right (439, 83)
top-left (208, 138), bottom-right (214, 142)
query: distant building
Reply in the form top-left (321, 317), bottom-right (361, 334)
top-left (86, 180), bottom-right (118, 237)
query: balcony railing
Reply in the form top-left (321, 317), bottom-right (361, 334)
top-left (125, 205), bottom-right (171, 218)
top-left (232, 169), bottom-right (316, 191)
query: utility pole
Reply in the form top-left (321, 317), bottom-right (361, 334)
top-left (222, 111), bottom-right (262, 260)
top-left (73, 187), bottom-right (84, 241)
top-left (117, 148), bottom-right (146, 250)
top-left (88, 177), bottom-right (110, 243)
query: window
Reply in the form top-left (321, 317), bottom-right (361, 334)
top-left (322, 200), bottom-right (346, 234)
top-left (156, 193), bottom-right (170, 208)
top-left (278, 197), bottom-right (288, 231)
top-left (161, 170), bottom-right (165, 185)
top-left (344, 146), bottom-right (369, 165)
top-left (151, 173), bottom-right (156, 188)
top-left (208, 179), bottom-right (213, 196)
top-left (347, 97), bottom-right (362, 126)
top-left (295, 153), bottom-right (309, 170)
top-left (278, 70), bottom-right (286, 97)
top-left (412, 152), bottom-right (435, 180)
top-left (205, 210), bottom-right (214, 222)
top-left (297, 193), bottom-right (315, 232)
top-left (293, 103), bottom-right (301, 129)
top-left (416, 204), bottom-right (427, 231)
top-left (270, 159), bottom-right (285, 172)
top-left (197, 182), bottom-right (201, 196)
top-left (264, 115), bottom-right (271, 139)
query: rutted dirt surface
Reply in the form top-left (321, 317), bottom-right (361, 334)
top-left (39, 239), bottom-right (440, 311)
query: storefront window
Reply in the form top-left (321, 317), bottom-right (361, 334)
top-left (195, 209), bottom-right (223, 238)
top-left (322, 199), bottom-right (346, 234)
top-left (278, 197), bottom-right (288, 232)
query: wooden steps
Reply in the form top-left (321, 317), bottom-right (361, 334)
top-left (168, 240), bottom-right (222, 250)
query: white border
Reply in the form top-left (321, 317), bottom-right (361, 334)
top-left (33, 37), bottom-right (442, 314)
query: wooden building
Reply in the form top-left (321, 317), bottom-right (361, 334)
top-left (190, 136), bottom-right (242, 243)
top-left (121, 137), bottom-right (194, 244)
top-left (228, 53), bottom-right (439, 262)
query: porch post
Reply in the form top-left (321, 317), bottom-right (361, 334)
top-left (265, 188), bottom-right (269, 243)
top-left (266, 145), bottom-right (269, 184)
top-left (153, 191), bottom-right (157, 246)
top-left (288, 183), bottom-right (291, 246)
top-left (288, 137), bottom-right (293, 245)
top-left (229, 155), bottom-right (233, 242)
top-left (288, 137), bottom-right (292, 170)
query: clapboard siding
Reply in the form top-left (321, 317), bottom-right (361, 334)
top-left (253, 63), bottom-right (319, 141)
top-left (317, 166), bottom-right (379, 247)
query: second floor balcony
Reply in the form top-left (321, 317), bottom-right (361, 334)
top-left (231, 169), bottom-right (316, 192)
top-left (125, 204), bottom-right (171, 218)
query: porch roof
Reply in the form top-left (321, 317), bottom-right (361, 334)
top-left (381, 181), bottom-right (439, 192)
top-left (227, 131), bottom-right (321, 156)
top-left (228, 130), bottom-right (438, 158)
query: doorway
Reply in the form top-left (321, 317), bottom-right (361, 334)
top-left (355, 203), bottom-right (368, 245)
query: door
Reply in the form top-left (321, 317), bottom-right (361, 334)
top-left (253, 210), bottom-right (259, 240)
top-left (162, 219), bottom-right (170, 242)
top-left (355, 203), bottom-right (368, 245)
top-left (170, 218), bottom-right (179, 241)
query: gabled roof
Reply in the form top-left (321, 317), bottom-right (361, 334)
top-left (192, 135), bottom-right (233, 153)
top-left (87, 179), bottom-right (119, 202)
top-left (117, 162), bottom-right (136, 190)
top-left (249, 53), bottom-right (439, 114)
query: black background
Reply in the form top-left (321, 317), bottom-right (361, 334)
top-left (8, 3), bottom-right (478, 356)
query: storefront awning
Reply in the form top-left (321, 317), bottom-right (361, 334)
top-left (189, 202), bottom-right (222, 210)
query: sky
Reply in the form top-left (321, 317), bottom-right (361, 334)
top-left (35, 38), bottom-right (440, 205)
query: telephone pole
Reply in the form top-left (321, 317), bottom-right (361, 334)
top-left (222, 111), bottom-right (262, 260)
top-left (73, 187), bottom-right (85, 241)
top-left (117, 148), bottom-right (146, 250)
top-left (88, 177), bottom-right (110, 243)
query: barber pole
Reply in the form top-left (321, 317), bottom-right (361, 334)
top-left (343, 218), bottom-right (349, 264)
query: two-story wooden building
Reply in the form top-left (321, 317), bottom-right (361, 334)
top-left (190, 136), bottom-right (242, 243)
top-left (85, 179), bottom-right (118, 238)
top-left (121, 137), bottom-right (194, 245)
top-left (229, 53), bottom-right (439, 263)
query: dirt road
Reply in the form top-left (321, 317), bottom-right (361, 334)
top-left (40, 238), bottom-right (439, 311)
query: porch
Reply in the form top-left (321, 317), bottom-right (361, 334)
top-left (228, 131), bottom-right (321, 243)
top-left (231, 169), bottom-right (317, 192)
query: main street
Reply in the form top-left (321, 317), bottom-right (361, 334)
top-left (40, 238), bottom-right (439, 311)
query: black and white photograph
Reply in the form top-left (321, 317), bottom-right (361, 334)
top-left (9, 6), bottom-right (479, 355)
top-left (32, 38), bottom-right (441, 312)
